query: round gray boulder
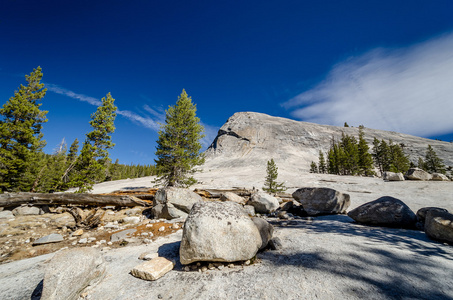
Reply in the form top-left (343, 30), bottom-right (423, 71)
top-left (416, 207), bottom-right (449, 224)
top-left (251, 217), bottom-right (274, 251)
top-left (347, 196), bottom-right (417, 228)
top-left (180, 201), bottom-right (262, 265)
top-left (292, 187), bottom-right (350, 216)
top-left (405, 168), bottom-right (432, 181)
top-left (153, 187), bottom-right (202, 220)
top-left (383, 172), bottom-right (405, 181)
top-left (424, 210), bottom-right (453, 244)
top-left (247, 192), bottom-right (279, 214)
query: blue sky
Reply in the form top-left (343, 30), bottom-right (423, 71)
top-left (1, 1), bottom-right (453, 165)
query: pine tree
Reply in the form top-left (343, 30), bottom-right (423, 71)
top-left (372, 139), bottom-right (390, 174)
top-left (357, 127), bottom-right (374, 176)
top-left (73, 93), bottom-right (117, 192)
top-left (417, 157), bottom-right (426, 170)
top-left (388, 141), bottom-right (410, 173)
top-left (424, 145), bottom-right (446, 174)
top-left (310, 161), bottom-right (318, 173)
top-left (154, 90), bottom-right (205, 187)
top-left (263, 158), bottom-right (286, 193)
top-left (0, 67), bottom-right (48, 192)
top-left (339, 132), bottom-right (359, 175)
top-left (318, 150), bottom-right (327, 174)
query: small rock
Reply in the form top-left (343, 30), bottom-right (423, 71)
top-left (201, 266), bottom-right (208, 272)
top-left (158, 226), bottom-right (165, 232)
top-left (79, 238), bottom-right (88, 244)
top-left (12, 206), bottom-right (43, 216)
top-left (110, 229), bottom-right (137, 242)
top-left (122, 216), bottom-right (141, 224)
top-left (139, 252), bottom-right (159, 261)
top-left (130, 257), bottom-right (174, 281)
top-left (0, 210), bottom-right (15, 219)
top-left (33, 233), bottom-right (64, 245)
top-left (244, 260), bottom-right (251, 266)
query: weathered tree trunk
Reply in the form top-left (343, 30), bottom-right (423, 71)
top-left (0, 193), bottom-right (152, 208)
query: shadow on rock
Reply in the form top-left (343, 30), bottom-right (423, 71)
top-left (263, 214), bottom-right (453, 299)
top-left (31, 279), bottom-right (43, 300)
top-left (158, 241), bottom-right (183, 270)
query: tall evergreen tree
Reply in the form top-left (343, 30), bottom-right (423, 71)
top-left (318, 150), bottom-right (327, 174)
top-left (424, 145), bottom-right (446, 174)
top-left (339, 132), bottom-right (359, 175)
top-left (0, 67), bottom-right (48, 192)
top-left (310, 161), bottom-right (318, 173)
top-left (263, 158), bottom-right (286, 193)
top-left (154, 90), bottom-right (205, 187)
top-left (388, 141), bottom-right (410, 173)
top-left (73, 93), bottom-right (117, 192)
top-left (357, 128), bottom-right (374, 175)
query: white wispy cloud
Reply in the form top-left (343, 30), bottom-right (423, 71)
top-left (46, 84), bottom-right (102, 106)
top-left (46, 83), bottom-right (163, 131)
top-left (283, 32), bottom-right (453, 137)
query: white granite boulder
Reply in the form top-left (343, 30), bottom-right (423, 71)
top-left (12, 206), bottom-right (43, 216)
top-left (424, 210), bottom-right (453, 244)
top-left (252, 217), bottom-right (274, 251)
top-left (180, 201), bottom-right (262, 265)
top-left (292, 187), bottom-right (350, 216)
top-left (405, 168), bottom-right (432, 181)
top-left (383, 172), bottom-right (405, 181)
top-left (153, 187), bottom-right (202, 220)
top-left (246, 192), bottom-right (279, 214)
top-left (431, 173), bottom-right (450, 181)
top-left (219, 192), bottom-right (247, 205)
top-left (42, 248), bottom-right (105, 300)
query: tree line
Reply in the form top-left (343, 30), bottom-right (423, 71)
top-left (0, 67), bottom-right (156, 193)
top-left (310, 126), bottom-right (449, 177)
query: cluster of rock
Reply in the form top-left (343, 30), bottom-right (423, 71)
top-left (347, 197), bottom-right (453, 244)
top-left (383, 168), bottom-right (450, 182)
top-left (5, 184), bottom-right (453, 299)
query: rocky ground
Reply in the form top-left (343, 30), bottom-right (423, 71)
top-left (1, 171), bottom-right (453, 300)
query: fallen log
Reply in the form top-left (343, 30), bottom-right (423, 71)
top-left (0, 193), bottom-right (152, 208)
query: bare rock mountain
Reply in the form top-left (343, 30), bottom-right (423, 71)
top-left (204, 112), bottom-right (453, 173)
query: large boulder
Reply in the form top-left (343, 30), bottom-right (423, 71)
top-left (42, 248), bottom-right (105, 300)
top-left (347, 196), bottom-right (417, 228)
top-left (424, 210), bottom-right (453, 244)
top-left (153, 187), bottom-right (202, 220)
top-left (180, 201), bottom-right (262, 265)
top-left (251, 217), bottom-right (274, 251)
top-left (246, 192), bottom-right (279, 214)
top-left (431, 173), bottom-right (450, 181)
top-left (416, 207), bottom-right (449, 224)
top-left (383, 172), bottom-right (405, 181)
top-left (405, 168), bottom-right (432, 181)
top-left (292, 187), bottom-right (350, 216)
